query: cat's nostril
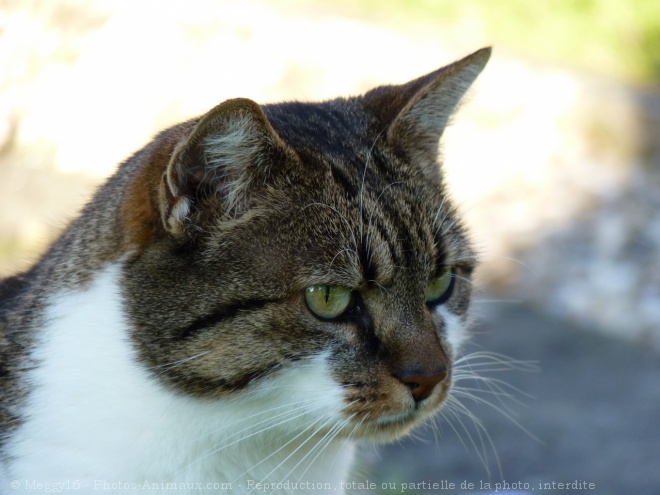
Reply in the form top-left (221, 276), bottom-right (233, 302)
top-left (398, 369), bottom-right (448, 402)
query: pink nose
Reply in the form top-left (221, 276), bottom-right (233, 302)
top-left (398, 369), bottom-right (448, 402)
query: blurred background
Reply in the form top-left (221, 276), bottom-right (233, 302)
top-left (1, 0), bottom-right (658, 494)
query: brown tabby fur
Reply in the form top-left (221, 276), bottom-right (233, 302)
top-left (0, 48), bottom-right (490, 452)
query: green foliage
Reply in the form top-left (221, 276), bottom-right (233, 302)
top-left (313, 0), bottom-right (660, 83)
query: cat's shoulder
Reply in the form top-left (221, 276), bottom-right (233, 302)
top-left (0, 270), bottom-right (38, 314)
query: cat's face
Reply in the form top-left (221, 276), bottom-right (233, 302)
top-left (120, 49), bottom-right (488, 442)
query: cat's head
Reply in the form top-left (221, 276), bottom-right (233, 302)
top-left (120, 48), bottom-right (490, 441)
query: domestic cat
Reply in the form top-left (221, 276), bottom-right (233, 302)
top-left (0, 48), bottom-right (490, 493)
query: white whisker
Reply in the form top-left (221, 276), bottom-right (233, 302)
top-left (359, 127), bottom-right (387, 245)
top-left (285, 413), bottom-right (357, 489)
top-left (432, 197), bottom-right (448, 230)
top-left (246, 412), bottom-right (338, 494)
top-left (149, 351), bottom-right (211, 375)
top-left (171, 399), bottom-right (331, 479)
top-left (449, 400), bottom-right (499, 479)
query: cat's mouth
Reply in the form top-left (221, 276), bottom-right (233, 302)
top-left (343, 382), bottom-right (451, 441)
top-left (373, 409), bottom-right (417, 428)
top-left (350, 406), bottom-right (431, 442)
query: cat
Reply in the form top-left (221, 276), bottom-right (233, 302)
top-left (0, 47), bottom-right (490, 493)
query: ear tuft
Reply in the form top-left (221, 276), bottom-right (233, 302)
top-left (201, 111), bottom-right (270, 213)
top-left (167, 195), bottom-right (192, 233)
top-left (161, 98), bottom-right (290, 237)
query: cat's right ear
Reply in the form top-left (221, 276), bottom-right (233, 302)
top-left (159, 98), bottom-right (293, 238)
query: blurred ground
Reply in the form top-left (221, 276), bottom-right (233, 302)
top-left (355, 303), bottom-right (660, 495)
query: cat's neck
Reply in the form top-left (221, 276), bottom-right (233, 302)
top-left (7, 263), bottom-right (355, 491)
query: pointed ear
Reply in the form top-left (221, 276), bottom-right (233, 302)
top-left (160, 98), bottom-right (291, 237)
top-left (364, 47), bottom-right (491, 171)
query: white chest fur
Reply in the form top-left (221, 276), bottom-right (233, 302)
top-left (5, 265), bottom-right (354, 494)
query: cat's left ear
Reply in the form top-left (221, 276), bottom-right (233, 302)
top-left (161, 98), bottom-right (293, 237)
top-left (365, 47), bottom-right (491, 174)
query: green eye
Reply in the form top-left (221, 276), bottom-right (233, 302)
top-left (425, 269), bottom-right (455, 304)
top-left (305, 285), bottom-right (352, 319)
